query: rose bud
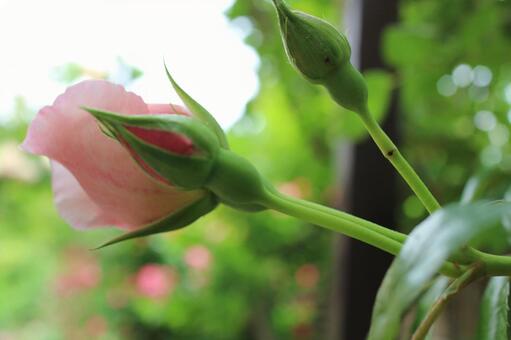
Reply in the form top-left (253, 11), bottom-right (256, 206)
top-left (84, 106), bottom-right (221, 190)
top-left (84, 72), bottom-right (269, 213)
top-left (161, 70), bottom-right (270, 212)
top-left (22, 80), bottom-right (217, 245)
top-left (272, 0), bottom-right (369, 114)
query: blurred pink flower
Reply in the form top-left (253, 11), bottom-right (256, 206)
top-left (295, 264), bottom-right (319, 289)
top-left (184, 245), bottom-right (212, 270)
top-left (135, 264), bottom-right (177, 299)
top-left (55, 248), bottom-right (101, 296)
top-left (22, 80), bottom-right (203, 230)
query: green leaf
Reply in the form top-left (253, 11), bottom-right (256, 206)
top-left (164, 63), bottom-right (229, 149)
top-left (504, 188), bottom-right (511, 247)
top-left (368, 201), bottom-right (511, 340)
top-left (411, 276), bottom-right (450, 339)
top-left (461, 169), bottom-right (510, 204)
top-left (461, 173), bottom-right (488, 204)
top-left (477, 277), bottom-right (510, 340)
top-left (94, 193), bottom-right (218, 249)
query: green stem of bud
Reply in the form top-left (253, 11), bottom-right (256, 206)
top-left (358, 111), bottom-right (511, 275)
top-left (358, 109), bottom-right (441, 214)
top-left (261, 187), bottom-right (461, 278)
top-left (204, 148), bottom-right (465, 277)
top-left (206, 148), bottom-right (408, 244)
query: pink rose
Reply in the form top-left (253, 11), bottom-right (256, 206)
top-left (22, 80), bottom-right (204, 230)
top-left (184, 244), bottom-right (212, 270)
top-left (135, 264), bottom-right (177, 299)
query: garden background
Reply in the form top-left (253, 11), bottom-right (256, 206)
top-left (1, 0), bottom-right (511, 339)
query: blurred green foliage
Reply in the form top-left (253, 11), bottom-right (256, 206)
top-left (386, 0), bottom-right (511, 218)
top-left (1, 0), bottom-right (511, 339)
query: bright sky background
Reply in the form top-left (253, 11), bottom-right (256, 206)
top-left (0, 0), bottom-right (259, 128)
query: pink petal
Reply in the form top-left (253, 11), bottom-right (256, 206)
top-left (22, 80), bottom-right (202, 229)
top-left (127, 126), bottom-right (195, 155)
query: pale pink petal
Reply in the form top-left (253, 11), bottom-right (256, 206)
top-left (22, 80), bottom-right (202, 229)
top-left (51, 161), bottom-right (120, 229)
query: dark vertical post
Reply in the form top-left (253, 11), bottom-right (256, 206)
top-left (341, 0), bottom-right (399, 339)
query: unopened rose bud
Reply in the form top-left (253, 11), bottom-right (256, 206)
top-left (86, 74), bottom-right (270, 212)
top-left (273, 0), bottom-right (350, 81)
top-left (22, 72), bottom-right (272, 246)
top-left (85, 107), bottom-right (221, 190)
top-left (21, 80), bottom-right (213, 236)
top-left (272, 0), bottom-right (369, 114)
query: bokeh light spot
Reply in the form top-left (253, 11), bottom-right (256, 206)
top-left (474, 110), bottom-right (497, 131)
top-left (452, 64), bottom-right (473, 88)
top-left (472, 65), bottom-right (492, 87)
top-left (436, 75), bottom-right (456, 96)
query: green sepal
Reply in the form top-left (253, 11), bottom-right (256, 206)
top-left (94, 193), bottom-right (218, 249)
top-left (164, 63), bottom-right (229, 149)
top-left (84, 107), bottom-right (219, 156)
top-left (205, 149), bottom-right (267, 211)
top-left (118, 126), bottom-right (215, 189)
top-left (324, 63), bottom-right (369, 114)
top-left (84, 107), bottom-right (220, 189)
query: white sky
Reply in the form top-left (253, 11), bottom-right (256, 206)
top-left (0, 0), bottom-right (259, 128)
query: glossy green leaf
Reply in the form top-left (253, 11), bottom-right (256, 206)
top-left (164, 63), bottom-right (229, 149)
top-left (460, 175), bottom-right (511, 253)
top-left (461, 174), bottom-right (488, 204)
top-left (411, 276), bottom-right (450, 339)
top-left (368, 201), bottom-right (511, 340)
top-left (477, 277), bottom-right (510, 340)
top-left (461, 169), bottom-right (510, 205)
top-left (94, 193), bottom-right (218, 249)
top-left (503, 188), bottom-right (511, 246)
